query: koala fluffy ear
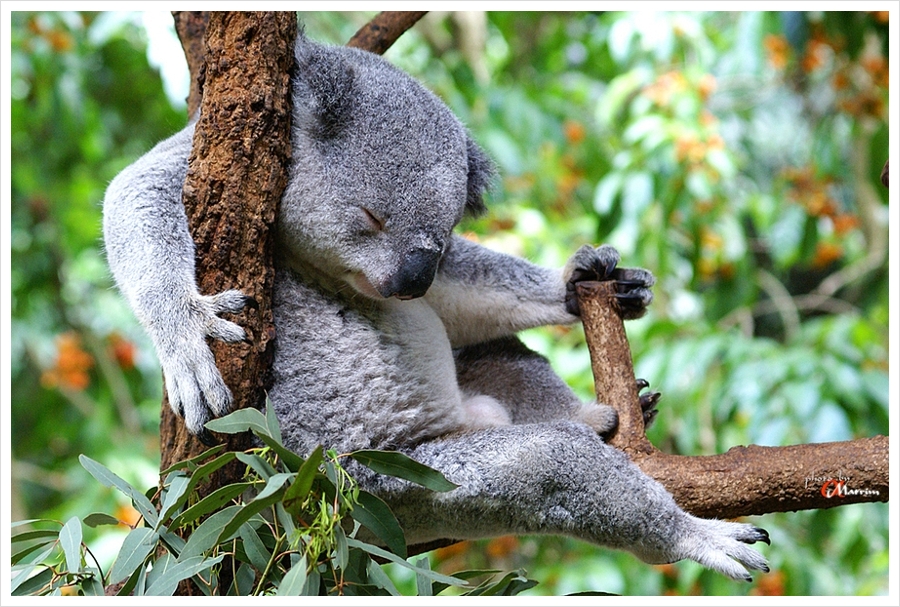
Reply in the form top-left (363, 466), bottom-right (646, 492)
top-left (465, 136), bottom-right (495, 216)
top-left (293, 33), bottom-right (356, 139)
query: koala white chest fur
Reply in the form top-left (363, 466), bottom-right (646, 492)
top-left (103, 31), bottom-right (769, 580)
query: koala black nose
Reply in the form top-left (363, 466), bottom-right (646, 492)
top-left (382, 248), bottom-right (441, 299)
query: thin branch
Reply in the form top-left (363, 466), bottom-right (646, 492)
top-left (576, 280), bottom-right (888, 519)
top-left (346, 11), bottom-right (428, 54)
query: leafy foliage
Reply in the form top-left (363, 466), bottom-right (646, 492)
top-left (10, 10), bottom-right (889, 596)
top-left (11, 403), bottom-right (533, 597)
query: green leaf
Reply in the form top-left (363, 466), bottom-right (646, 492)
top-left (366, 558), bottom-right (400, 595)
top-left (159, 444), bottom-right (226, 476)
top-left (345, 538), bottom-right (468, 588)
top-left (284, 445), bottom-right (323, 513)
top-left (205, 407), bottom-right (271, 438)
top-left (83, 512), bottom-right (122, 527)
top-left (349, 450), bottom-right (458, 492)
top-left (11, 566), bottom-right (53, 596)
top-left (276, 554), bottom-right (309, 596)
top-left (109, 527), bottom-right (158, 584)
top-left (59, 516), bottom-right (82, 572)
top-left (464, 569), bottom-right (538, 596)
top-left (238, 522), bottom-right (271, 573)
top-left (351, 490), bottom-right (407, 559)
top-left (12, 540), bottom-right (56, 566)
top-left (178, 505), bottom-right (242, 561)
top-left (81, 569), bottom-right (106, 596)
top-left (215, 474), bottom-right (292, 543)
top-left (257, 433), bottom-right (304, 472)
top-left (334, 524), bottom-right (349, 570)
top-left (159, 471), bottom-right (191, 525)
top-left (11, 528), bottom-right (61, 544)
top-left (170, 482), bottom-right (253, 529)
top-left (264, 397), bottom-right (283, 444)
top-left (415, 556), bottom-right (433, 596)
top-left (430, 568), bottom-right (502, 595)
top-left (228, 562), bottom-right (257, 596)
top-left (79, 455), bottom-right (158, 527)
top-left (145, 554), bottom-right (225, 596)
top-left (236, 452), bottom-right (277, 480)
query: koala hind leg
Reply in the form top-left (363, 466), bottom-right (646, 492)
top-left (453, 336), bottom-right (616, 434)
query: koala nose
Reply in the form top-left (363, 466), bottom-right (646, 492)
top-left (382, 248), bottom-right (441, 299)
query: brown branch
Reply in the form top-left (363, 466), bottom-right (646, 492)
top-left (346, 11), bottom-right (428, 54)
top-left (577, 280), bottom-right (888, 519)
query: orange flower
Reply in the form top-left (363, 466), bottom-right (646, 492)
top-left (812, 241), bottom-right (843, 268)
top-left (563, 120), bottom-right (586, 144)
top-left (832, 213), bottom-right (859, 235)
top-left (697, 73), bottom-right (717, 100)
top-left (485, 535), bottom-right (519, 559)
top-left (107, 333), bottom-right (136, 370)
top-left (41, 332), bottom-right (94, 391)
top-left (764, 35), bottom-right (791, 70)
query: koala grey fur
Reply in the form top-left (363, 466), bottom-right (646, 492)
top-left (103, 32), bottom-right (768, 582)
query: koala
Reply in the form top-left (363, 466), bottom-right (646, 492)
top-left (102, 31), bottom-right (769, 582)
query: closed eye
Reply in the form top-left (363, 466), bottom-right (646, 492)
top-left (361, 207), bottom-right (385, 232)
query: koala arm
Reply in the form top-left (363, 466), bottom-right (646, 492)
top-left (102, 124), bottom-right (247, 443)
top-left (426, 235), bottom-right (654, 348)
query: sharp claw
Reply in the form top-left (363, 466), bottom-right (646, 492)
top-left (636, 378), bottom-right (649, 390)
top-left (244, 296), bottom-right (260, 310)
top-left (197, 427), bottom-right (219, 448)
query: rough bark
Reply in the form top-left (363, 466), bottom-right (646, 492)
top-left (577, 281), bottom-right (889, 519)
top-left (160, 11), bottom-right (295, 472)
top-left (346, 11), bottom-right (428, 55)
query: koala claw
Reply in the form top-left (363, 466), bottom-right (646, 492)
top-left (564, 244), bottom-right (654, 318)
top-left (196, 427), bottom-right (219, 448)
top-left (637, 379), bottom-right (661, 429)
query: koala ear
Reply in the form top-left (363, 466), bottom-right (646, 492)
top-left (465, 136), bottom-right (495, 216)
top-left (293, 33), bottom-right (356, 139)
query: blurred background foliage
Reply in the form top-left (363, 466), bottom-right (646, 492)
top-left (9, 10), bottom-right (890, 596)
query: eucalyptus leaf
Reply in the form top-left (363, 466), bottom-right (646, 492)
top-left (284, 445), bottom-right (323, 513)
top-left (79, 455), bottom-right (158, 527)
top-left (238, 522), bottom-right (271, 573)
top-left (109, 527), bottom-right (158, 584)
top-left (205, 407), bottom-right (271, 437)
top-left (171, 481), bottom-right (253, 529)
top-left (178, 505), bottom-right (242, 562)
top-left (83, 512), bottom-right (122, 527)
top-left (59, 516), bottom-right (82, 572)
top-left (276, 555), bottom-right (309, 596)
top-left (145, 554), bottom-right (225, 596)
top-left (11, 566), bottom-right (53, 596)
top-left (159, 444), bottom-right (226, 476)
top-left (159, 471), bottom-right (191, 524)
top-left (345, 538), bottom-right (468, 588)
top-left (215, 475), bottom-right (291, 543)
top-left (415, 556), bottom-right (433, 596)
top-left (366, 558), bottom-right (400, 595)
top-left (351, 490), bottom-right (407, 559)
top-left (349, 450), bottom-right (458, 492)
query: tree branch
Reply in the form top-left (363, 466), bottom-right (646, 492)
top-left (346, 11), bottom-right (428, 54)
top-left (577, 281), bottom-right (888, 519)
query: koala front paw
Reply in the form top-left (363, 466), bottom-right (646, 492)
top-left (155, 289), bottom-right (251, 445)
top-left (564, 244), bottom-right (655, 319)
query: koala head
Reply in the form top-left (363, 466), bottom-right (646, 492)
top-left (278, 35), bottom-right (494, 300)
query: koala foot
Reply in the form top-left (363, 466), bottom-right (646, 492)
top-left (636, 378), bottom-right (661, 429)
top-left (564, 244), bottom-right (655, 319)
top-left (678, 519), bottom-right (770, 582)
